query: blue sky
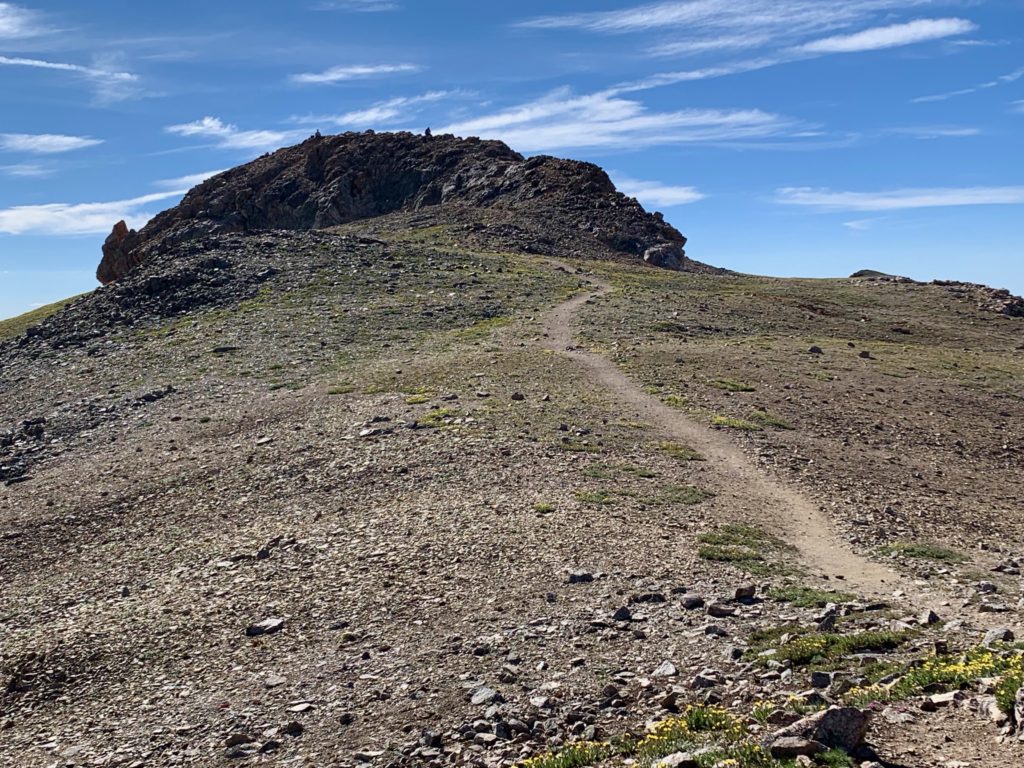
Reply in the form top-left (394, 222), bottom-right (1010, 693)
top-left (1, 0), bottom-right (1022, 319)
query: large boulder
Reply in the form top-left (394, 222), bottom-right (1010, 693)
top-left (767, 706), bottom-right (870, 754)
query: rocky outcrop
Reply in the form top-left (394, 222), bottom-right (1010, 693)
top-left (932, 280), bottom-right (1024, 318)
top-left (851, 271), bottom-right (1024, 318)
top-left (96, 131), bottom-right (697, 284)
top-left (98, 221), bottom-right (143, 286)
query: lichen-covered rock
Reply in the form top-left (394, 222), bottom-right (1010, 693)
top-left (768, 706), bottom-right (870, 754)
top-left (769, 737), bottom-right (825, 759)
top-left (96, 131), bottom-right (701, 283)
top-left (1015, 686), bottom-right (1024, 734)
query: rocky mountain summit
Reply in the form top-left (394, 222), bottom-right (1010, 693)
top-left (98, 131), bottom-right (703, 285)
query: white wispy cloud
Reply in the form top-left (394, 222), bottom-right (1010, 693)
top-left (1012, 100), bottom-right (1024, 114)
top-left (613, 177), bottom-right (705, 206)
top-left (153, 169), bottom-right (228, 189)
top-left (0, 2), bottom-right (45, 38)
top-left (0, 163), bottom-right (51, 178)
top-left (521, 0), bottom-right (891, 34)
top-left (314, 0), bottom-right (400, 10)
top-left (0, 54), bottom-right (137, 82)
top-left (290, 63), bottom-right (420, 84)
top-left (948, 38), bottom-right (1008, 49)
top-left (913, 66), bottom-right (1024, 103)
top-left (649, 33), bottom-right (773, 57)
top-left (536, 7), bottom-right (974, 94)
top-left (166, 117), bottom-right (302, 151)
top-left (610, 57), bottom-right (786, 92)
top-left (0, 133), bottom-right (103, 154)
top-left (843, 218), bottom-right (877, 230)
top-left (520, 2), bottom-right (978, 94)
top-left (290, 90), bottom-right (454, 127)
top-left (437, 88), bottom-right (801, 152)
top-left (519, 1), bottom-right (939, 43)
top-left (776, 186), bottom-right (1024, 212)
top-left (0, 54), bottom-right (140, 103)
top-left (0, 191), bottom-right (183, 236)
top-left (797, 18), bottom-right (974, 53)
top-left (886, 125), bottom-right (981, 139)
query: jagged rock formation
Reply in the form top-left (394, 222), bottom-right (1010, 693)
top-left (97, 131), bottom-right (701, 284)
top-left (98, 221), bottom-right (143, 285)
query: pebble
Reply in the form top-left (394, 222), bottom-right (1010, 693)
top-left (246, 617), bottom-right (285, 637)
top-left (471, 686), bottom-right (500, 706)
top-left (734, 584), bottom-right (757, 602)
top-left (612, 606), bottom-right (633, 622)
top-left (567, 570), bottom-right (594, 584)
top-left (983, 628), bottom-right (1015, 645)
top-left (652, 660), bottom-right (678, 678)
top-left (706, 602), bottom-right (737, 618)
top-left (680, 594), bottom-right (705, 610)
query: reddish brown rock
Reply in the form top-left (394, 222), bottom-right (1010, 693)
top-left (98, 220), bottom-right (143, 285)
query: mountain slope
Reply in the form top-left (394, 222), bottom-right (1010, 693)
top-left (1, 136), bottom-right (1022, 768)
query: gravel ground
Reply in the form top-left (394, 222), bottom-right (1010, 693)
top-left (1, 232), bottom-right (1022, 767)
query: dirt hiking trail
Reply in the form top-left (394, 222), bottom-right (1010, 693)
top-left (540, 263), bottom-right (906, 599)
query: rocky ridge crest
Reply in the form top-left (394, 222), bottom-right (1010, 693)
top-left (98, 131), bottom-right (701, 284)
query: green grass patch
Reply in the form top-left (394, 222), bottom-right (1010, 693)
top-left (581, 464), bottom-right (615, 480)
top-left (711, 415), bottom-right (763, 431)
top-left (996, 668), bottom-right (1024, 716)
top-left (560, 440), bottom-right (601, 454)
top-left (418, 408), bottom-right (460, 429)
top-left (655, 484), bottom-right (714, 506)
top-left (846, 645), bottom-right (1024, 713)
top-left (663, 394), bottom-right (689, 409)
top-left (818, 749), bottom-right (856, 768)
top-left (748, 623), bottom-right (804, 649)
top-left (0, 294), bottom-right (81, 341)
top-left (771, 630), bottom-right (909, 667)
top-left (626, 465), bottom-right (658, 479)
top-left (699, 524), bottom-right (789, 550)
top-left (582, 463), bottom-right (658, 480)
top-left (328, 383), bottom-right (356, 395)
top-left (517, 741), bottom-right (620, 768)
top-left (698, 524), bottom-right (793, 576)
top-left (765, 585), bottom-right (856, 608)
top-left (533, 502), bottom-right (555, 514)
top-left (405, 393), bottom-right (432, 404)
top-left (658, 440), bottom-right (705, 461)
top-left (749, 410), bottom-right (795, 430)
top-left (574, 490), bottom-right (616, 506)
top-left (709, 378), bottom-right (756, 392)
top-left (520, 705), bottom-right (798, 768)
top-left (698, 544), bottom-right (766, 570)
top-left (452, 315), bottom-right (511, 341)
top-left (881, 541), bottom-right (966, 563)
